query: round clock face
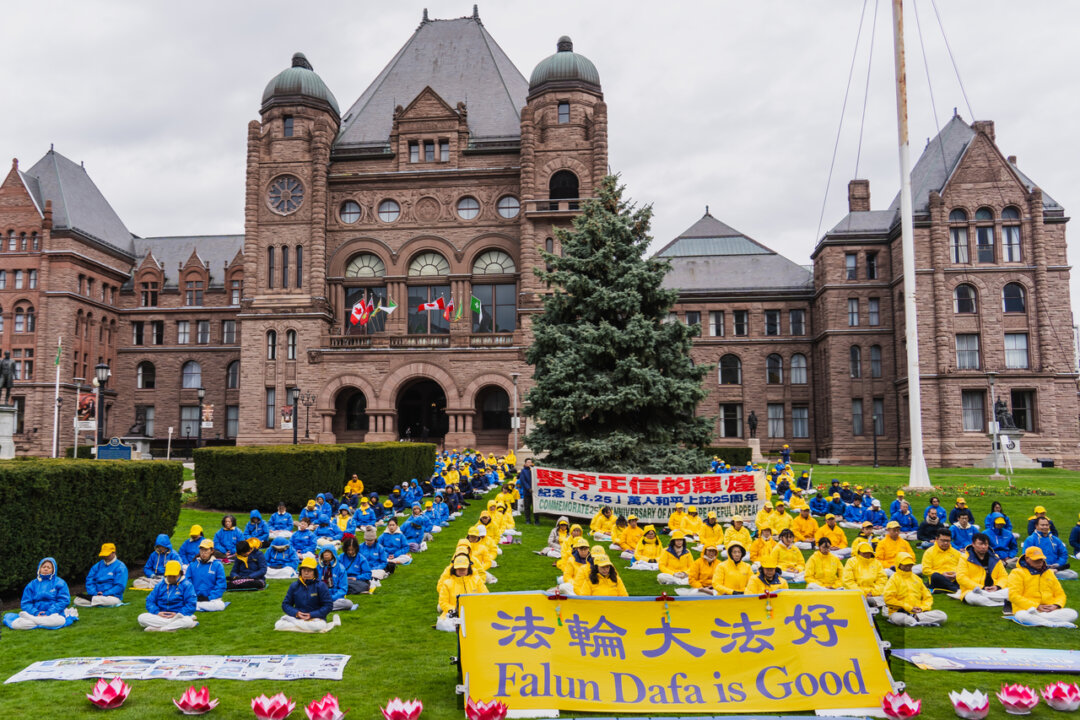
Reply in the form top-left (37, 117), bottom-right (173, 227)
top-left (267, 175), bottom-right (304, 215)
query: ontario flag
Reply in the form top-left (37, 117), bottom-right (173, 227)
top-left (419, 296), bottom-right (446, 312)
top-left (443, 295), bottom-right (456, 322)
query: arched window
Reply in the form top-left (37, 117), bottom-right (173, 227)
top-left (1003, 283), bottom-right (1026, 313)
top-left (25, 306), bottom-right (35, 332)
top-left (949, 209), bottom-right (969, 263)
top-left (31, 232), bottom-right (39, 251)
top-left (790, 353), bottom-right (807, 384)
top-left (20, 233), bottom-right (27, 251)
top-left (6, 230), bottom-right (14, 250)
top-left (181, 361), bottom-right (202, 389)
top-left (953, 284), bottom-right (977, 314)
top-left (136, 361), bottom-right (156, 389)
top-left (849, 346), bottom-right (862, 378)
top-left (1002, 206), bottom-right (1022, 262)
top-left (766, 354), bottom-right (783, 384)
top-left (975, 207), bottom-right (995, 263)
top-left (286, 330), bottom-right (297, 360)
top-left (719, 354), bottom-right (742, 385)
top-left (549, 170), bottom-right (579, 201)
top-left (281, 245), bottom-right (289, 289)
top-left (14, 306), bottom-right (25, 333)
top-left (266, 330), bottom-right (278, 360)
top-left (472, 249), bottom-right (516, 275)
top-left (85, 313), bottom-right (93, 338)
top-left (295, 245), bottom-right (303, 288)
top-left (408, 251), bottom-right (450, 277)
top-left (975, 207), bottom-right (994, 221)
top-left (267, 246), bottom-right (275, 289)
top-left (870, 345), bottom-right (883, 378)
top-left (345, 253), bottom-right (387, 278)
top-left (226, 361), bottom-right (240, 389)
top-left (949, 209), bottom-right (968, 222)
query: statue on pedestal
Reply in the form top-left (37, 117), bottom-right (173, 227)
top-left (747, 411), bottom-right (758, 438)
top-left (0, 352), bottom-right (14, 405)
top-left (995, 399), bottom-right (1017, 431)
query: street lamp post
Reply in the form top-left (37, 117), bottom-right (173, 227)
top-left (94, 363), bottom-right (110, 446)
top-left (872, 414), bottom-right (879, 468)
top-left (292, 389), bottom-right (300, 445)
top-left (300, 390), bottom-right (317, 440)
top-left (197, 387), bottom-right (206, 449)
top-left (987, 371), bottom-right (1000, 478)
top-left (510, 372), bottom-right (520, 456)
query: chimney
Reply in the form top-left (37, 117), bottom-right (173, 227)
top-left (1007, 155), bottom-right (1017, 165)
top-left (971, 120), bottom-right (995, 143)
top-left (848, 179), bottom-right (871, 213)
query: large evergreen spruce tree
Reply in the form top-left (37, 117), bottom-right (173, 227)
top-left (524, 176), bottom-right (712, 473)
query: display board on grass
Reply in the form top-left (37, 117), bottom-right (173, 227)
top-left (893, 647), bottom-right (1080, 673)
top-left (532, 466), bottom-right (767, 523)
top-left (457, 591), bottom-right (892, 715)
top-left (6, 655), bottom-right (350, 683)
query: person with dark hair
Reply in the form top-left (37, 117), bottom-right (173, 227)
top-left (987, 515), bottom-right (1019, 566)
top-left (187, 540), bottom-right (228, 611)
top-left (950, 513), bottom-right (977, 550)
top-left (275, 556), bottom-right (340, 633)
top-left (916, 508), bottom-right (945, 549)
top-left (268, 503), bottom-right (294, 540)
top-left (954, 532), bottom-right (1009, 606)
top-left (883, 554), bottom-right (947, 627)
top-left (712, 541), bottom-right (751, 595)
top-left (922, 496), bottom-right (944, 522)
top-left (214, 515), bottom-right (244, 562)
top-left (133, 534), bottom-right (182, 589)
top-left (517, 458), bottom-right (535, 525)
top-left (746, 556), bottom-right (789, 595)
top-left (339, 535), bottom-right (372, 594)
top-left (921, 529), bottom-right (962, 593)
top-left (949, 497), bottom-right (976, 526)
top-left (677, 544), bottom-right (721, 596)
top-left (804, 537), bottom-right (844, 590)
top-left (226, 539), bottom-right (267, 591)
top-left (842, 539), bottom-right (886, 607)
top-left (657, 531), bottom-right (694, 585)
top-left (357, 526), bottom-right (395, 580)
top-left (1008, 546), bottom-right (1079, 627)
top-left (1023, 516), bottom-right (1077, 579)
top-left (319, 548), bottom-right (356, 611)
top-left (575, 554), bottom-right (628, 596)
top-left (3, 557), bottom-right (78, 630)
top-left (984, 501), bottom-right (1013, 536)
top-left (772, 529), bottom-right (805, 582)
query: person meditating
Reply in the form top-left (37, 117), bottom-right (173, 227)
top-left (137, 560), bottom-right (198, 632)
top-left (275, 556), bottom-right (340, 633)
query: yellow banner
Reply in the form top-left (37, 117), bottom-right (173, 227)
top-left (458, 590), bottom-right (893, 714)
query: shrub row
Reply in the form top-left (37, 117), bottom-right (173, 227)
top-left (0, 459), bottom-right (183, 596)
top-left (703, 446), bottom-right (752, 466)
top-left (342, 442), bottom-right (437, 494)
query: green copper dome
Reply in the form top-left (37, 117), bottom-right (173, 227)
top-left (261, 53), bottom-right (340, 117)
top-left (528, 37), bottom-right (601, 94)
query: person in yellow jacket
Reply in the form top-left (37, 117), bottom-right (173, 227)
top-left (921, 528), bottom-right (963, 593)
top-left (754, 502), bottom-right (775, 532)
top-left (613, 516), bottom-right (643, 560)
top-left (1008, 546), bottom-right (1078, 627)
top-left (772, 529), bottom-right (806, 582)
top-left (560, 523), bottom-right (585, 558)
top-left (804, 537), bottom-right (844, 590)
top-left (749, 526), bottom-right (776, 566)
top-left (665, 503), bottom-right (687, 534)
top-left (682, 507), bottom-right (703, 539)
top-left (590, 507), bottom-right (617, 540)
top-left (697, 512), bottom-right (724, 550)
top-left (882, 553), bottom-right (947, 627)
top-left (558, 538), bottom-right (592, 594)
top-left (465, 526), bottom-right (495, 579)
top-left (477, 511), bottom-right (501, 559)
top-left (609, 516), bottom-right (629, 551)
top-left (745, 556), bottom-right (789, 595)
top-left (630, 526), bottom-right (663, 569)
top-left (437, 541), bottom-right (474, 586)
top-left (814, 514), bottom-right (851, 558)
top-left (722, 516), bottom-right (752, 556)
top-left (436, 555), bottom-right (488, 631)
top-left (787, 487), bottom-right (810, 513)
top-left (344, 474), bottom-right (364, 498)
top-left (792, 508), bottom-right (819, 549)
top-left (954, 533), bottom-right (1009, 606)
top-left (541, 517), bottom-right (571, 558)
top-left (676, 544), bottom-right (721, 596)
top-left (495, 503), bottom-right (519, 538)
top-left (769, 502), bottom-right (793, 534)
top-left (877, 522), bottom-right (919, 574)
top-left (712, 541), bottom-right (752, 595)
top-left (842, 539), bottom-right (887, 608)
top-left (575, 554), bottom-right (629, 597)
top-left (657, 531), bottom-right (695, 585)
top-left (505, 449), bottom-right (517, 468)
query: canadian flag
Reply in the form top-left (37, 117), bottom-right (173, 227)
top-left (419, 296), bottom-right (446, 311)
top-left (349, 300), bottom-right (365, 325)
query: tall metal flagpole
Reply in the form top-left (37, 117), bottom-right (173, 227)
top-left (892, 0), bottom-right (931, 487)
top-left (52, 337), bottom-right (61, 457)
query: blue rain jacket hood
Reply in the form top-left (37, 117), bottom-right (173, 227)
top-left (145, 534), bottom-right (181, 577)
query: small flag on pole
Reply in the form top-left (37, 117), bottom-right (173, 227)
top-left (54, 340), bottom-right (62, 366)
top-left (349, 299), bottom-right (366, 325)
top-left (453, 296), bottom-right (464, 322)
top-left (380, 296), bottom-right (398, 315)
top-left (443, 295), bottom-right (456, 322)
top-left (419, 296), bottom-right (446, 311)
top-left (471, 295), bottom-right (483, 323)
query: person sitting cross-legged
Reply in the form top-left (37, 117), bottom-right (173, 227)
top-left (804, 536), bottom-right (844, 590)
top-left (657, 531), bottom-right (694, 585)
top-left (1023, 516), bottom-right (1078, 580)
top-left (954, 532), bottom-right (1009, 607)
top-left (877, 521), bottom-right (920, 575)
top-left (882, 553), bottom-right (948, 627)
top-left (74, 543), bottom-right (127, 607)
top-left (745, 556), bottom-right (789, 595)
top-left (227, 539), bottom-right (267, 591)
top-left (187, 540), bottom-right (228, 612)
top-left (1007, 546), bottom-right (1079, 628)
top-left (3, 557), bottom-right (78, 630)
top-left (137, 561), bottom-right (198, 632)
top-left (436, 555), bottom-right (487, 632)
top-left (842, 539), bottom-right (887, 609)
top-left (265, 536), bottom-right (300, 579)
top-left (921, 528), bottom-right (963, 594)
top-left (676, 543), bottom-right (721, 596)
top-left (815, 514), bottom-right (851, 559)
top-left (574, 553), bottom-right (628, 596)
top-left (772, 529), bottom-right (805, 583)
top-left (275, 556), bottom-right (340, 633)
top-left (133, 534), bottom-right (181, 590)
top-left (712, 541), bottom-right (752, 595)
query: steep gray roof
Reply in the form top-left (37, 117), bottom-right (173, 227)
top-left (132, 235), bottom-right (244, 288)
top-left (657, 213), bottom-right (813, 294)
top-left (335, 13), bottom-right (528, 149)
top-left (826, 209), bottom-right (895, 236)
top-left (23, 149), bottom-right (134, 254)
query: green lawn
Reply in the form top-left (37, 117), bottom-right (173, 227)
top-left (0, 467), bottom-right (1077, 718)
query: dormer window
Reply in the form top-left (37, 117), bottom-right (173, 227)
top-left (283, 116), bottom-right (294, 137)
top-left (140, 280), bottom-right (159, 307)
top-left (558, 102), bottom-right (570, 124)
top-left (185, 278), bottom-right (204, 306)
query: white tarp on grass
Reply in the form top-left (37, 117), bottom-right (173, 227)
top-left (5, 654), bottom-right (350, 683)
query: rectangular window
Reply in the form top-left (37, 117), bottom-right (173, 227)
top-left (976, 226), bottom-right (995, 263)
top-left (230, 279), bottom-right (242, 305)
top-left (873, 398), bottom-right (885, 436)
top-left (685, 311), bottom-right (701, 327)
top-left (709, 311), bottom-right (725, 337)
top-left (14, 270), bottom-right (23, 289)
top-left (950, 227), bottom-right (969, 263)
top-left (851, 399), bottom-right (864, 436)
top-left (845, 253), bottom-right (857, 280)
top-left (132, 321), bottom-right (144, 345)
top-left (718, 404), bottom-right (743, 438)
top-left (407, 285), bottom-right (452, 335)
top-left (767, 403), bottom-right (784, 438)
top-left (439, 140), bottom-right (450, 162)
top-left (956, 333), bottom-right (980, 370)
top-left (866, 252), bottom-right (879, 279)
top-left (1010, 389), bottom-right (1035, 432)
top-left (870, 345), bottom-right (883, 378)
top-left (558, 102), bottom-right (570, 124)
top-left (961, 390), bottom-right (985, 431)
top-left (789, 309), bottom-right (805, 336)
top-left (135, 405), bottom-right (155, 437)
top-left (1004, 333), bottom-right (1029, 369)
top-left (0, 270), bottom-right (5, 289)
top-left (733, 310), bottom-right (748, 336)
top-left (197, 320), bottom-right (210, 344)
top-left (424, 141), bottom-right (435, 162)
top-left (471, 283), bottom-right (517, 333)
top-left (848, 298), bottom-right (859, 327)
top-left (409, 141), bottom-right (419, 163)
top-left (664, 313), bottom-right (678, 324)
top-left (222, 320), bottom-right (237, 344)
top-left (141, 282), bottom-right (158, 307)
top-left (265, 388), bottom-right (276, 429)
top-left (792, 406), bottom-right (809, 438)
top-left (283, 116), bottom-right (294, 137)
top-left (86, 278), bottom-right (93, 297)
top-left (868, 297), bottom-right (880, 326)
top-left (226, 405), bottom-right (239, 438)
top-left (13, 396), bottom-right (24, 434)
top-left (180, 405), bottom-right (200, 439)
top-left (764, 310), bottom-right (780, 336)
top-left (151, 321), bottom-right (164, 345)
top-left (29, 270), bottom-right (37, 289)
top-left (1003, 226), bottom-right (1021, 262)
top-left (177, 321), bottom-right (190, 345)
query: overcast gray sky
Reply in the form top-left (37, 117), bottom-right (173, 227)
top-left (4, 1), bottom-right (1079, 322)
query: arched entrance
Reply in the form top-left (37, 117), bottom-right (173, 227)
top-left (474, 385), bottom-right (511, 447)
top-left (396, 379), bottom-right (448, 440)
top-left (333, 387), bottom-right (369, 442)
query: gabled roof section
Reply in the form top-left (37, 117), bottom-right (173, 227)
top-left (886, 115), bottom-right (975, 218)
top-left (655, 212), bottom-right (774, 258)
top-left (335, 12), bottom-right (528, 149)
top-left (132, 235), bottom-right (244, 288)
top-left (15, 169), bottom-right (44, 216)
top-left (24, 148), bottom-right (134, 254)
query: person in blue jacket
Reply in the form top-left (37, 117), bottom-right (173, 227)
top-left (891, 501), bottom-right (919, 536)
top-left (314, 517), bottom-right (343, 551)
top-left (400, 506), bottom-right (428, 552)
top-left (227, 539), bottom-right (268, 591)
top-left (839, 482), bottom-right (857, 504)
top-left (244, 509), bottom-right (270, 545)
top-left (339, 535), bottom-right (372, 594)
top-left (133, 533), bottom-right (182, 589)
top-left (318, 548), bottom-right (356, 611)
top-left (299, 499), bottom-right (320, 525)
top-left (949, 514), bottom-right (977, 550)
top-left (358, 526), bottom-right (395, 579)
top-left (949, 498), bottom-right (976, 525)
top-left (138, 560), bottom-right (198, 631)
top-left (826, 493), bottom-right (846, 517)
top-left (3, 557), bottom-right (77, 630)
top-left (389, 487), bottom-right (407, 512)
top-left (984, 501), bottom-right (1012, 534)
top-left (291, 518), bottom-right (317, 557)
top-left (378, 518), bottom-right (412, 565)
top-left (178, 524), bottom-right (206, 566)
top-left (75, 543), bottom-right (127, 607)
top-left (1027, 506), bottom-right (1059, 537)
top-left (431, 473), bottom-right (447, 492)
top-left (313, 494), bottom-right (332, 524)
top-left (864, 499), bottom-right (888, 530)
top-left (795, 471), bottom-right (812, 491)
top-left (779, 444), bottom-right (791, 464)
top-left (1070, 513), bottom-right (1080, 559)
top-left (213, 515), bottom-right (245, 561)
top-left (889, 491), bottom-right (905, 517)
top-left (840, 497), bottom-right (865, 529)
top-left (1024, 516), bottom-right (1078, 579)
top-left (987, 515), bottom-right (1019, 565)
top-left (809, 491), bottom-right (829, 516)
top-left (187, 540), bottom-right (228, 611)
top-left (431, 494), bottom-right (450, 526)
top-left (275, 556), bottom-right (340, 633)
top-left (349, 500), bottom-right (378, 530)
top-left (268, 502), bottom-right (294, 539)
top-left (367, 493), bottom-right (385, 520)
top-left (265, 536), bottom-right (300, 579)
top-left (923, 497), bottom-right (945, 522)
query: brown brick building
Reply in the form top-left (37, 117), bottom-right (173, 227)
top-left (1, 11), bottom-right (1076, 466)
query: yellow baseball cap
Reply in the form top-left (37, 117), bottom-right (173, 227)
top-left (573, 537), bottom-right (590, 549)
top-left (775, 501), bottom-right (786, 508)
top-left (164, 560), bottom-right (182, 576)
top-left (99, 543), bottom-right (116, 557)
top-left (759, 556), bottom-right (778, 570)
top-left (594, 554), bottom-right (613, 568)
top-left (247, 538), bottom-right (261, 550)
top-left (307, 500), bottom-right (316, 509)
top-left (383, 500), bottom-right (394, 508)
top-left (832, 493), bottom-right (841, 499)
top-left (956, 497), bottom-right (966, 504)
top-left (300, 556), bottom-right (318, 570)
top-left (886, 520), bottom-right (901, 529)
top-left (763, 502), bottom-right (773, 509)
top-left (628, 514), bottom-right (639, 521)
top-left (994, 517), bottom-right (1007, 525)
top-left (189, 525), bottom-right (203, 536)
top-left (825, 513), bottom-right (836, 520)
top-left (706, 511), bottom-right (717, 519)
top-left (1034, 506), bottom-right (1047, 514)
top-left (199, 539), bottom-right (214, 549)
top-left (731, 515), bottom-right (743, 523)
top-left (453, 555), bottom-right (470, 569)
top-left (896, 490), bottom-right (905, 497)
top-left (670, 530), bottom-right (686, 540)
top-left (1024, 546), bottom-right (1045, 561)
top-left (687, 505), bottom-right (697, 513)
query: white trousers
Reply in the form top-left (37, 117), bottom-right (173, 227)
top-left (332, 598), bottom-right (356, 611)
top-left (137, 613), bottom-right (198, 631)
top-left (8, 611), bottom-right (67, 630)
top-left (887, 610), bottom-right (947, 626)
top-left (884, 565), bottom-right (923, 576)
top-left (486, 572), bottom-right (498, 584)
top-left (431, 526), bottom-right (442, 533)
top-left (657, 573), bottom-right (690, 586)
top-left (557, 582), bottom-right (576, 596)
top-left (539, 547), bottom-right (560, 558)
top-left (592, 533), bottom-right (611, 541)
top-left (832, 548), bottom-right (852, 559)
top-left (628, 560), bottom-right (658, 571)
top-left (900, 532), bottom-right (918, 541)
top-left (675, 587), bottom-right (713, 596)
top-left (619, 550), bottom-right (636, 560)
top-left (371, 569), bottom-right (389, 581)
top-left (388, 555), bottom-right (412, 565)
top-left (268, 530), bottom-right (293, 539)
top-left (805, 583), bottom-right (842, 591)
top-left (73, 595), bottom-right (122, 607)
top-left (435, 615), bottom-right (460, 632)
top-left (265, 566), bottom-right (298, 579)
top-left (196, 599), bottom-right (227, 612)
top-left (1056, 569), bottom-right (1079, 580)
top-left (839, 522), bottom-right (863, 530)
top-left (132, 576), bottom-right (162, 590)
top-left (275, 614), bottom-right (340, 633)
top-left (794, 541), bottom-right (813, 550)
top-left (781, 570), bottom-right (805, 583)
top-left (963, 588), bottom-right (1009, 607)
top-left (1013, 607), bottom-right (1079, 627)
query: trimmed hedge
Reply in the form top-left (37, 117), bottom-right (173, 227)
top-left (0, 459), bottom-right (183, 596)
top-left (64, 444), bottom-right (97, 458)
top-left (704, 446), bottom-right (753, 466)
top-left (342, 442), bottom-right (437, 495)
top-left (193, 445), bottom-right (346, 512)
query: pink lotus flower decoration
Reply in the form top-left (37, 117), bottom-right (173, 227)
top-left (1043, 682), bottom-right (1080, 712)
top-left (305, 693), bottom-right (346, 720)
top-left (379, 697), bottom-right (422, 720)
top-left (948, 689), bottom-right (989, 720)
top-left (466, 697), bottom-right (508, 720)
top-left (252, 693), bottom-right (296, 720)
top-left (173, 686), bottom-right (219, 715)
top-left (87, 677), bottom-right (131, 709)
top-left (882, 691), bottom-right (922, 718)
top-left (997, 684), bottom-right (1039, 715)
